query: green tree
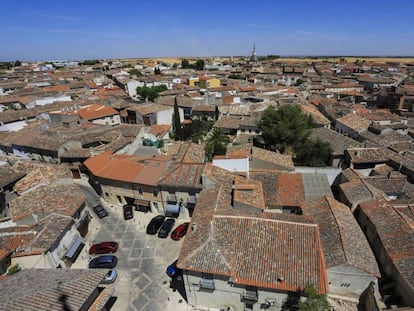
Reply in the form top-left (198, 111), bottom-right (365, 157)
top-left (259, 105), bottom-right (314, 153)
top-left (129, 68), bottom-right (142, 76)
top-left (205, 128), bottom-right (228, 161)
top-left (136, 85), bottom-right (167, 102)
top-left (190, 119), bottom-right (214, 143)
top-left (154, 67), bottom-right (161, 75)
top-left (14, 60), bottom-right (22, 67)
top-left (181, 59), bottom-right (190, 69)
top-left (299, 284), bottom-right (330, 311)
top-left (295, 139), bottom-right (333, 167)
top-left (172, 97), bottom-right (182, 140)
top-left (194, 59), bottom-right (205, 70)
top-left (228, 74), bottom-right (245, 80)
top-left (295, 78), bottom-right (304, 86)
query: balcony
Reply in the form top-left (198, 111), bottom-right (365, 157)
top-left (199, 278), bottom-right (215, 291)
top-left (241, 289), bottom-right (258, 303)
top-left (188, 195), bottom-right (196, 204)
top-left (167, 193), bottom-right (177, 203)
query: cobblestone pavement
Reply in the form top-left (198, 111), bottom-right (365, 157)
top-left (74, 180), bottom-right (187, 311)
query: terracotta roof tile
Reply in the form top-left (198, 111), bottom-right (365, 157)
top-left (302, 196), bottom-right (380, 277)
top-left (336, 113), bottom-right (371, 132)
top-left (0, 269), bottom-right (107, 311)
top-left (84, 151), bottom-right (172, 186)
top-left (233, 175), bottom-right (266, 210)
top-left (178, 164), bottom-right (328, 294)
top-left (78, 103), bottom-right (118, 120)
top-left (9, 184), bottom-right (85, 222)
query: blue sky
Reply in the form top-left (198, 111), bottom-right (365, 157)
top-left (1, 0), bottom-right (413, 61)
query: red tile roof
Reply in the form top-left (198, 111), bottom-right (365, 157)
top-left (78, 103), bottom-right (118, 120)
top-left (84, 151), bottom-right (172, 186)
top-left (178, 164), bottom-right (328, 294)
top-left (301, 196), bottom-right (380, 277)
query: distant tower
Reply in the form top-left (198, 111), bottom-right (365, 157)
top-left (250, 44), bottom-right (258, 62)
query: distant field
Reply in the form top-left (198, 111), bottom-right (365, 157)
top-left (121, 56), bottom-right (414, 65)
top-left (273, 57), bottom-right (414, 64)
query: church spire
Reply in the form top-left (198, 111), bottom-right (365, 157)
top-left (250, 43), bottom-right (258, 62)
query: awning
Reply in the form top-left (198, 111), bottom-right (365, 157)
top-left (134, 199), bottom-right (150, 207)
top-left (65, 235), bottom-right (84, 260)
top-left (166, 204), bottom-right (180, 215)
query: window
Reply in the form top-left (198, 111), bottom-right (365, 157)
top-left (152, 189), bottom-right (158, 197)
top-left (241, 287), bottom-right (258, 302)
top-left (200, 274), bottom-right (215, 291)
top-left (138, 187), bottom-right (143, 195)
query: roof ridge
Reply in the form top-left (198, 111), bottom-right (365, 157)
top-left (324, 196), bottom-right (349, 264)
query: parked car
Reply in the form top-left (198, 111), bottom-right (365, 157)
top-left (171, 222), bottom-right (190, 241)
top-left (89, 241), bottom-right (118, 255)
top-left (158, 218), bottom-right (175, 238)
top-left (123, 204), bottom-right (133, 220)
top-left (146, 215), bottom-right (165, 235)
top-left (88, 255), bottom-right (118, 269)
top-left (166, 259), bottom-right (182, 278)
top-left (93, 204), bottom-right (108, 218)
top-left (101, 269), bottom-right (118, 284)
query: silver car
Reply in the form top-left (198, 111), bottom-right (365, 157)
top-left (101, 269), bottom-right (118, 284)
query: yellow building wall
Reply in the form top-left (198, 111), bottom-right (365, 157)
top-left (189, 78), bottom-right (199, 86)
top-left (199, 78), bottom-right (220, 89)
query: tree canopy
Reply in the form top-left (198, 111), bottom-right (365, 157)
top-left (258, 104), bottom-right (332, 166)
top-left (172, 97), bottom-right (182, 140)
top-left (129, 68), bottom-right (142, 77)
top-left (181, 58), bottom-right (204, 70)
top-left (259, 105), bottom-right (314, 154)
top-left (136, 85), bottom-right (167, 102)
top-left (204, 128), bottom-right (228, 161)
top-left (299, 284), bottom-right (330, 311)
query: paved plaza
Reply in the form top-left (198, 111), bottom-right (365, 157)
top-left (73, 180), bottom-right (188, 311)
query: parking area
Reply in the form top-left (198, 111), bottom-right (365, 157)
top-left (73, 180), bottom-right (188, 311)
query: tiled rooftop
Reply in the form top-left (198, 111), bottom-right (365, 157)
top-left (12, 161), bottom-right (72, 193)
top-left (336, 113), bottom-right (371, 132)
top-left (0, 164), bottom-right (25, 188)
top-left (213, 115), bottom-right (243, 130)
top-left (358, 199), bottom-right (414, 292)
top-left (164, 141), bottom-right (205, 164)
top-left (339, 179), bottom-right (376, 204)
top-left (311, 127), bottom-right (362, 156)
top-left (251, 147), bottom-right (295, 171)
top-left (345, 147), bottom-right (390, 164)
top-left (0, 269), bottom-right (106, 311)
top-left (178, 164), bottom-right (328, 293)
top-left (9, 183), bottom-right (85, 222)
top-left (158, 163), bottom-right (204, 189)
top-left (84, 151), bottom-right (172, 186)
top-left (301, 196), bottom-right (380, 276)
top-left (78, 103), bottom-right (119, 120)
top-left (127, 103), bottom-right (171, 115)
top-left (233, 175), bottom-right (266, 210)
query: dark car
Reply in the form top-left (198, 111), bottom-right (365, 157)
top-left (171, 222), bottom-right (190, 241)
top-left (89, 241), bottom-right (118, 255)
top-left (146, 215), bottom-right (165, 235)
top-left (88, 255), bottom-right (118, 269)
top-left (166, 259), bottom-right (182, 278)
top-left (101, 269), bottom-right (118, 284)
top-left (93, 204), bottom-right (108, 218)
top-left (123, 204), bottom-right (133, 220)
top-left (158, 218), bottom-right (175, 238)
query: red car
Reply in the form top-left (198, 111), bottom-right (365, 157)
top-left (171, 222), bottom-right (190, 241)
top-left (89, 241), bottom-right (118, 255)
